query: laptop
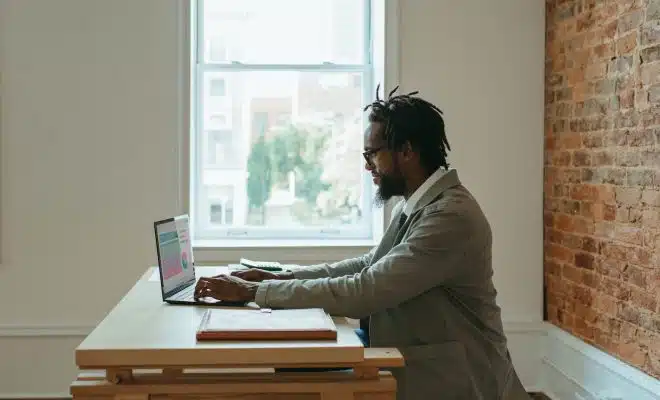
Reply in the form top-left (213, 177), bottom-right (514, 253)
top-left (153, 214), bottom-right (246, 307)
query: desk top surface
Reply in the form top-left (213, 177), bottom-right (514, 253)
top-left (75, 267), bottom-right (364, 369)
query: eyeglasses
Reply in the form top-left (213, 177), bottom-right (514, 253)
top-left (362, 146), bottom-right (386, 164)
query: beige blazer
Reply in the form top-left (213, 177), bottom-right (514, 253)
top-left (255, 169), bottom-right (530, 400)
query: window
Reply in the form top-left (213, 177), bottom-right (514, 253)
top-left (209, 78), bottom-right (226, 97)
top-left (205, 130), bottom-right (239, 167)
top-left (190, 0), bottom-right (384, 244)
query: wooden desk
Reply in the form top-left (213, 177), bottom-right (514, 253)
top-left (70, 267), bottom-right (404, 399)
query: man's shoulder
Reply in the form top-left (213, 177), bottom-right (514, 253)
top-left (420, 184), bottom-right (482, 215)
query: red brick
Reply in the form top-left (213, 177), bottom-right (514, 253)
top-left (645, 354), bottom-right (660, 380)
top-left (618, 9), bottom-right (644, 34)
top-left (630, 287), bottom-right (658, 312)
top-left (575, 251), bottom-right (596, 269)
top-left (592, 150), bottom-right (615, 165)
top-left (616, 150), bottom-right (642, 166)
top-left (581, 202), bottom-right (595, 219)
top-left (641, 45), bottom-right (660, 64)
top-left (546, 259), bottom-right (562, 276)
top-left (582, 236), bottom-right (601, 252)
top-left (575, 301), bottom-right (599, 324)
top-left (544, 212), bottom-right (555, 228)
top-left (642, 228), bottom-right (660, 248)
top-left (641, 61), bottom-right (660, 86)
top-left (572, 150), bottom-right (591, 166)
top-left (649, 270), bottom-right (660, 292)
top-left (613, 225), bottom-right (644, 245)
top-left (641, 149), bottom-right (660, 167)
top-left (618, 341), bottom-right (648, 367)
top-left (582, 269), bottom-right (601, 288)
top-left (575, 317), bottom-right (597, 341)
top-left (594, 221), bottom-right (616, 237)
top-left (622, 264), bottom-right (649, 288)
top-left (563, 231), bottom-right (583, 248)
top-left (594, 327), bottom-right (617, 351)
top-left (628, 129), bottom-right (657, 146)
top-left (559, 168), bottom-right (582, 183)
top-left (620, 90), bottom-right (636, 109)
top-left (627, 169), bottom-right (657, 187)
top-left (615, 205), bottom-right (644, 224)
top-left (642, 208), bottom-right (660, 228)
top-left (640, 110), bottom-right (660, 129)
top-left (616, 187), bottom-right (643, 205)
top-left (560, 132), bottom-right (583, 148)
top-left (600, 242), bottom-right (641, 261)
top-left (563, 264), bottom-right (583, 283)
top-left (548, 243), bottom-right (575, 262)
top-left (546, 228), bottom-right (564, 244)
top-left (594, 293), bottom-right (619, 315)
top-left (619, 302), bottom-right (646, 326)
top-left (642, 21), bottom-right (660, 46)
top-left (600, 275), bottom-right (632, 300)
top-left (556, 214), bottom-right (573, 231)
top-left (571, 184), bottom-right (600, 201)
top-left (545, 0), bottom-right (660, 378)
top-left (596, 258), bottom-right (623, 279)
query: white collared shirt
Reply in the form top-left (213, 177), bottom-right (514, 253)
top-left (403, 167), bottom-right (447, 216)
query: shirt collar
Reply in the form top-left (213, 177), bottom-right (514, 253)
top-left (403, 167), bottom-right (448, 216)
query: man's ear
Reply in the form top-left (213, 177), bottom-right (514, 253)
top-left (401, 141), bottom-right (415, 161)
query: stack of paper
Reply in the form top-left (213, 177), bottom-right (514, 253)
top-left (196, 308), bottom-right (338, 341)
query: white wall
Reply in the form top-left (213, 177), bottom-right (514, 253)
top-left (0, 0), bottom-right (546, 396)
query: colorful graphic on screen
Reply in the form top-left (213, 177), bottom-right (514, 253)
top-left (157, 216), bottom-right (195, 294)
top-left (159, 231), bottom-right (183, 279)
top-left (181, 251), bottom-right (189, 270)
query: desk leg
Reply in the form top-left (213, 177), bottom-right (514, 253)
top-left (106, 369), bottom-right (133, 384)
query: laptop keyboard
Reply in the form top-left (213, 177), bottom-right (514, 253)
top-left (170, 285), bottom-right (195, 301)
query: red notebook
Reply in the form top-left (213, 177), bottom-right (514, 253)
top-left (196, 308), bottom-right (338, 341)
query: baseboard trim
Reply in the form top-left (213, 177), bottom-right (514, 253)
top-left (542, 323), bottom-right (660, 400)
top-left (0, 393), bottom-right (70, 399)
top-left (0, 321), bottom-right (546, 337)
top-left (0, 324), bottom-right (92, 337)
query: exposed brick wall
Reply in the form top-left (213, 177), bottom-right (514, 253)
top-left (544, 0), bottom-right (660, 378)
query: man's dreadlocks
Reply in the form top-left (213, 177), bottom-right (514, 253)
top-left (363, 84), bottom-right (451, 172)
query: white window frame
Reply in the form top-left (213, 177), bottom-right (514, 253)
top-left (180, 0), bottom-right (400, 259)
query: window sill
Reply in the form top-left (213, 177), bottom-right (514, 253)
top-left (192, 239), bottom-right (376, 265)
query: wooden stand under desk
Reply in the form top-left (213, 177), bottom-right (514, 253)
top-left (70, 267), bottom-right (404, 399)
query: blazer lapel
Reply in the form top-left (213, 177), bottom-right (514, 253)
top-left (369, 169), bottom-right (463, 264)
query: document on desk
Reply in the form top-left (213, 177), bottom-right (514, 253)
top-left (196, 308), bottom-right (337, 341)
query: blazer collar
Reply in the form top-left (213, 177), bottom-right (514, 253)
top-left (406, 168), bottom-right (461, 216)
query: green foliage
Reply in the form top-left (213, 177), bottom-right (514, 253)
top-left (246, 136), bottom-right (272, 211)
top-left (245, 123), bottom-right (332, 212)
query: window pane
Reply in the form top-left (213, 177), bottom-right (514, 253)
top-left (208, 186), bottom-right (235, 225)
top-left (202, 0), bottom-right (366, 64)
top-left (198, 71), bottom-right (368, 231)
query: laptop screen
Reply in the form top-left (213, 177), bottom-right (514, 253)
top-left (155, 215), bottom-right (195, 294)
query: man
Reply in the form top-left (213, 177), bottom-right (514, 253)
top-left (194, 87), bottom-right (530, 400)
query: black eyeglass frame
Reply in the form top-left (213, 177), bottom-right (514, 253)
top-left (362, 146), bottom-right (386, 164)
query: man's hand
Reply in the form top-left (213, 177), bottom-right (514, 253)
top-left (230, 268), bottom-right (295, 282)
top-left (194, 275), bottom-right (259, 302)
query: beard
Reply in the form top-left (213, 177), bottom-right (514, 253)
top-left (374, 171), bottom-right (406, 207)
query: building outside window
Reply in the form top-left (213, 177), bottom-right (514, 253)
top-left (191, 0), bottom-right (383, 243)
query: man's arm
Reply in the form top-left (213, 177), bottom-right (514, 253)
top-left (254, 207), bottom-right (475, 318)
top-left (290, 247), bottom-right (376, 280)
top-left (289, 200), bottom-right (404, 281)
